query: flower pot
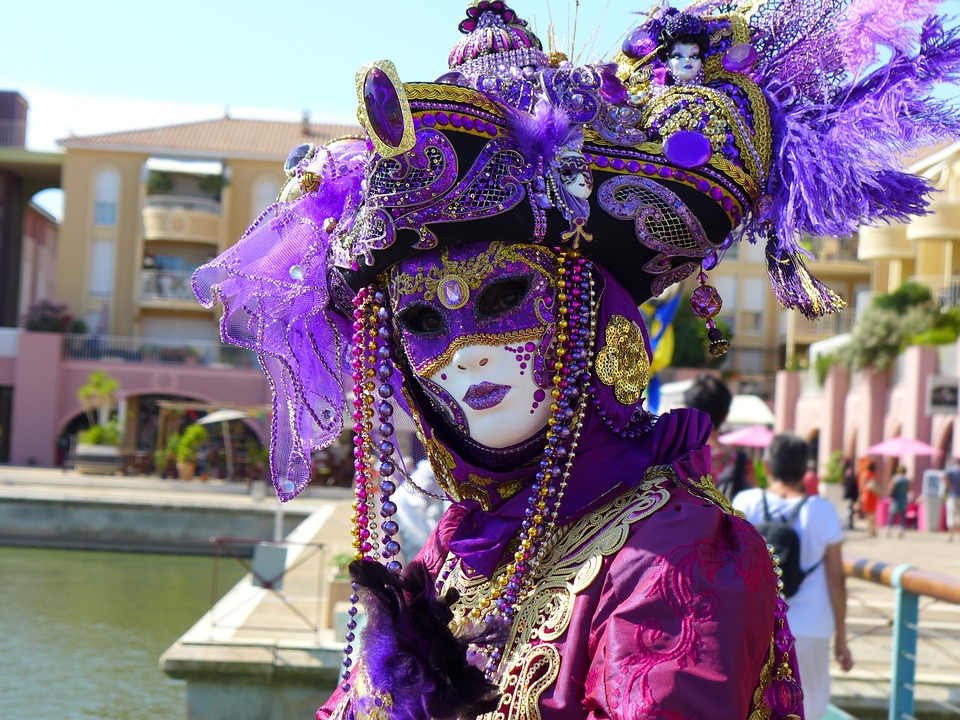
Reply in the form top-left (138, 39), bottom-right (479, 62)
top-left (75, 443), bottom-right (122, 475)
top-left (176, 461), bottom-right (197, 480)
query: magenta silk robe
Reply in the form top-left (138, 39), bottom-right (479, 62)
top-left (318, 469), bottom-right (780, 720)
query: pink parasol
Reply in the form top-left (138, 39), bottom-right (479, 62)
top-left (717, 425), bottom-right (774, 448)
top-left (866, 436), bottom-right (942, 457)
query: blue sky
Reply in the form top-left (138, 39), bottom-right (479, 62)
top-left (2, 1), bottom-right (648, 152)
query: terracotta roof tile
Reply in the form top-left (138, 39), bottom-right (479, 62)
top-left (59, 117), bottom-right (362, 160)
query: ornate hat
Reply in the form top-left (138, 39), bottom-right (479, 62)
top-left (196, 0), bottom-right (960, 499)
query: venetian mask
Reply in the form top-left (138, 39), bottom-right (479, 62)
top-left (667, 41), bottom-right (703, 85)
top-left (388, 241), bottom-right (557, 448)
top-left (558, 150), bottom-right (594, 199)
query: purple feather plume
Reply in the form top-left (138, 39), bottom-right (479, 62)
top-left (351, 560), bottom-right (503, 720)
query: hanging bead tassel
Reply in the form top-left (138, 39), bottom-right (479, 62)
top-left (341, 283), bottom-right (382, 692)
top-left (689, 267), bottom-right (729, 357)
top-left (371, 288), bottom-right (403, 576)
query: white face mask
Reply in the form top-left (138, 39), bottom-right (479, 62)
top-left (667, 42), bottom-right (703, 84)
top-left (426, 337), bottom-right (552, 449)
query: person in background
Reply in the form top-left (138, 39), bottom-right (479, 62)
top-left (842, 458), bottom-right (859, 530)
top-left (944, 458), bottom-right (960, 542)
top-left (734, 433), bottom-right (854, 720)
top-left (683, 374), bottom-right (751, 499)
top-left (887, 466), bottom-right (911, 538)
top-left (858, 459), bottom-right (880, 538)
top-left (803, 460), bottom-right (820, 497)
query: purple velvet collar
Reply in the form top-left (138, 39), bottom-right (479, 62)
top-left (439, 405), bottom-right (712, 577)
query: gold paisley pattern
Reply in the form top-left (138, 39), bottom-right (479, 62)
top-left (440, 468), bottom-right (675, 719)
top-left (595, 314), bottom-right (651, 405)
top-left (388, 242), bottom-right (555, 310)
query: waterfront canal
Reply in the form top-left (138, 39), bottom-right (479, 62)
top-left (0, 546), bottom-right (245, 720)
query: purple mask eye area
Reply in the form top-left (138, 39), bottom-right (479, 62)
top-left (389, 241), bottom-right (558, 376)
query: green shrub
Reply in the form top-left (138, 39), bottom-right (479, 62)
top-left (78, 420), bottom-right (120, 446)
top-left (823, 450), bottom-right (844, 484)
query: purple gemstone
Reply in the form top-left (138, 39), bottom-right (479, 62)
top-left (422, 113), bottom-right (436, 127)
top-left (610, 158), bottom-right (625, 170)
top-left (622, 27), bottom-right (656, 59)
top-left (598, 64), bottom-right (628, 104)
top-left (663, 130), bottom-right (712, 169)
top-left (441, 279), bottom-right (465, 307)
top-left (363, 67), bottom-right (405, 148)
top-left (594, 155), bottom-right (609, 168)
top-left (626, 160), bottom-right (640, 173)
top-left (642, 163), bottom-right (656, 175)
top-left (722, 43), bottom-right (758, 73)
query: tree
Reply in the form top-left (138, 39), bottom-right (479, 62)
top-left (77, 370), bottom-right (119, 428)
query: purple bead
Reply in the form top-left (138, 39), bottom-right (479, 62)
top-left (382, 520), bottom-right (399, 535)
top-left (363, 67), bottom-right (405, 149)
top-left (380, 460), bottom-right (395, 476)
top-left (383, 540), bottom-right (401, 557)
top-left (622, 27), bottom-right (656, 58)
top-left (386, 560), bottom-right (402, 574)
top-left (381, 500), bottom-right (397, 516)
top-left (690, 284), bottom-right (723, 318)
top-left (379, 422), bottom-right (394, 436)
top-left (377, 401), bottom-right (393, 418)
top-left (764, 678), bottom-right (803, 715)
top-left (663, 130), bottom-right (712, 169)
top-left (378, 384), bottom-right (394, 399)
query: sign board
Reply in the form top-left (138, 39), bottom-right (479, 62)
top-left (926, 375), bottom-right (959, 416)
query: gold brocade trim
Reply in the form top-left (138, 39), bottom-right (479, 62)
top-left (405, 82), bottom-right (509, 120)
top-left (350, 667), bottom-right (394, 720)
top-left (595, 314), bottom-right (651, 405)
top-left (748, 636), bottom-right (778, 720)
top-left (409, 327), bottom-right (547, 379)
top-left (691, 474), bottom-right (746, 518)
top-left (442, 467), bottom-right (676, 719)
top-left (388, 243), bottom-right (556, 310)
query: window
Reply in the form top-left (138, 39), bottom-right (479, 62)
top-left (89, 239), bottom-right (115, 297)
top-left (93, 169), bottom-right (119, 226)
top-left (251, 177), bottom-right (279, 224)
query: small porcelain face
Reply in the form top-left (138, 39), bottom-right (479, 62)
top-left (558, 150), bottom-right (593, 199)
top-left (667, 42), bottom-right (703, 84)
top-left (389, 241), bottom-right (557, 448)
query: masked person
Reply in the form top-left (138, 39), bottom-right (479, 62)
top-left (195, 2), bottom-right (960, 717)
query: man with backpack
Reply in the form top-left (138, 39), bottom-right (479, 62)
top-left (734, 433), bottom-right (853, 719)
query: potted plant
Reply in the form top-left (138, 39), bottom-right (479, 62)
top-left (174, 425), bottom-right (208, 480)
top-left (74, 370), bottom-right (122, 474)
top-left (819, 449), bottom-right (846, 516)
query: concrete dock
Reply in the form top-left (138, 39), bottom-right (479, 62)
top-left (1, 466), bottom-right (958, 719)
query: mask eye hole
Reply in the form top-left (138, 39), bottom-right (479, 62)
top-left (476, 277), bottom-right (530, 319)
top-left (395, 304), bottom-right (446, 335)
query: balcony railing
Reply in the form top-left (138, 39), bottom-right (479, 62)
top-left (0, 118), bottom-right (26, 147)
top-left (909, 275), bottom-right (960, 309)
top-left (140, 269), bottom-right (197, 302)
top-left (61, 334), bottom-right (258, 369)
top-left (143, 195), bottom-right (221, 214)
top-left (794, 311), bottom-right (856, 339)
top-left (805, 234), bottom-right (863, 263)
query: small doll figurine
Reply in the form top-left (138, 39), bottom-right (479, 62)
top-left (656, 12), bottom-right (709, 86)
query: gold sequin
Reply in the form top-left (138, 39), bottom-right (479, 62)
top-left (595, 314), bottom-right (651, 405)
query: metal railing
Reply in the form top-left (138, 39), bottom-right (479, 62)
top-left (805, 234), bottom-right (863, 263)
top-left (60, 333), bottom-right (258, 369)
top-left (843, 556), bottom-right (960, 720)
top-left (143, 195), bottom-right (221, 214)
top-left (140, 269), bottom-right (197, 302)
top-left (908, 276), bottom-right (960, 309)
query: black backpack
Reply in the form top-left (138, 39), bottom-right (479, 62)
top-left (756, 493), bottom-right (821, 598)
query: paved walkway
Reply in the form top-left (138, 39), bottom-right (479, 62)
top-left (2, 466), bottom-right (958, 717)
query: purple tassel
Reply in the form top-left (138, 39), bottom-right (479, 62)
top-left (765, 236), bottom-right (846, 320)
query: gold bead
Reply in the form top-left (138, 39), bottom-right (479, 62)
top-left (521, 539), bottom-right (532, 550)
